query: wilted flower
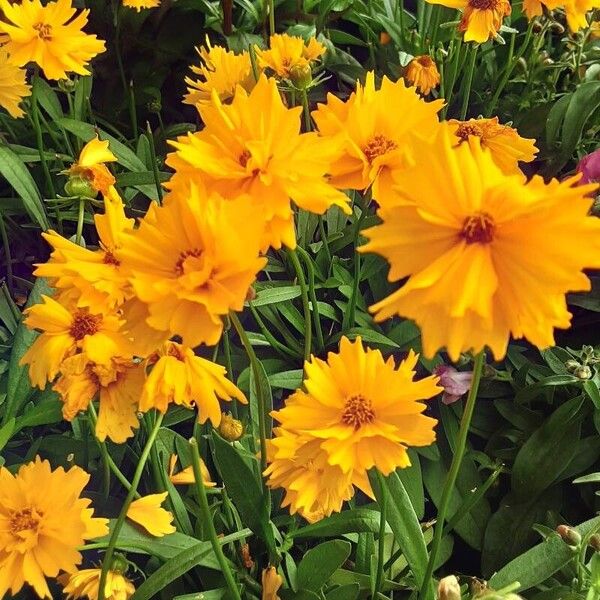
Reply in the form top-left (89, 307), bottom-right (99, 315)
top-left (433, 365), bottom-right (473, 404)
top-left (405, 55), bottom-right (441, 95)
top-left (577, 148), bottom-right (600, 185)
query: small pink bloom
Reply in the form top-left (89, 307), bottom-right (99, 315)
top-left (577, 148), bottom-right (600, 185)
top-left (433, 365), bottom-right (473, 405)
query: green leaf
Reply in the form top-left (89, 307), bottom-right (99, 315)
top-left (267, 369), bottom-right (303, 390)
top-left (573, 472), bottom-right (600, 484)
top-left (490, 516), bottom-right (600, 592)
top-left (249, 358), bottom-right (273, 446)
top-left (325, 583), bottom-right (360, 600)
top-left (32, 77), bottom-right (63, 122)
top-left (0, 418), bottom-right (15, 453)
top-left (251, 286), bottom-right (302, 307)
top-left (290, 508), bottom-right (386, 539)
top-left (340, 328), bottom-right (400, 348)
top-left (296, 540), bottom-right (352, 591)
top-left (0, 145), bottom-right (49, 230)
top-left (13, 390), bottom-right (62, 433)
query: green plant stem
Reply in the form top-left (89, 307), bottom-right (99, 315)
top-left (97, 413), bottom-right (164, 600)
top-left (268, 0), bottom-right (275, 37)
top-left (301, 89), bottom-right (312, 132)
top-left (0, 214), bottom-right (14, 291)
top-left (229, 312), bottom-right (270, 488)
top-left (146, 122), bottom-right (163, 203)
top-left (189, 437), bottom-right (241, 600)
top-left (343, 200), bottom-right (367, 331)
top-left (374, 471), bottom-right (388, 597)
top-left (296, 246), bottom-right (324, 353)
top-left (75, 197), bottom-right (85, 246)
top-left (459, 44), bottom-right (478, 120)
top-left (418, 350), bottom-right (485, 600)
top-left (288, 248), bottom-right (312, 361)
top-left (441, 37), bottom-right (462, 119)
top-left (317, 216), bottom-right (332, 265)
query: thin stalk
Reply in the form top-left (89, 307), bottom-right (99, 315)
top-left (146, 122), bottom-right (163, 203)
top-left (418, 350), bottom-right (485, 600)
top-left (343, 202), bottom-right (367, 331)
top-left (301, 89), bottom-right (312, 132)
top-left (268, 0), bottom-right (275, 37)
top-left (0, 214), bottom-right (14, 291)
top-left (459, 44), bottom-right (478, 120)
top-left (75, 197), bottom-right (85, 246)
top-left (296, 246), bottom-right (324, 353)
top-left (288, 248), bottom-right (312, 361)
top-left (317, 216), bottom-right (332, 265)
top-left (97, 413), bottom-right (164, 600)
top-left (249, 303), bottom-right (302, 359)
top-left (222, 324), bottom-right (238, 418)
top-left (374, 471), bottom-right (388, 597)
top-left (441, 37), bottom-right (462, 119)
top-left (189, 438), bottom-right (241, 600)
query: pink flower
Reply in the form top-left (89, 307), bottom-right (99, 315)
top-left (577, 149), bottom-right (600, 185)
top-left (433, 365), bottom-right (473, 405)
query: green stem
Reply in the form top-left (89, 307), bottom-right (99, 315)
top-left (296, 246), bottom-right (324, 353)
top-left (222, 324), bottom-right (238, 418)
top-left (189, 437), bottom-right (241, 600)
top-left (441, 36), bottom-right (462, 119)
top-left (374, 471), bottom-right (388, 597)
top-left (75, 197), bottom-right (85, 246)
top-left (317, 216), bottom-right (332, 265)
top-left (459, 44), bottom-right (478, 120)
top-left (343, 201), bottom-right (367, 331)
top-left (0, 213), bottom-right (14, 291)
top-left (418, 350), bottom-right (485, 600)
top-left (268, 0), bottom-right (275, 37)
top-left (97, 413), bottom-right (164, 600)
top-left (146, 122), bottom-right (163, 203)
top-left (288, 248), bottom-right (312, 361)
top-left (301, 89), bottom-right (312, 132)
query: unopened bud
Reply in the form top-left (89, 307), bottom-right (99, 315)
top-left (438, 575), bottom-right (461, 600)
top-left (516, 57), bottom-right (528, 72)
top-left (574, 365), bottom-right (592, 380)
top-left (550, 21), bottom-right (565, 34)
top-left (58, 78), bottom-right (76, 93)
top-left (110, 553), bottom-right (129, 574)
top-left (64, 175), bottom-right (97, 199)
top-left (147, 98), bottom-right (162, 113)
top-left (565, 359), bottom-right (580, 372)
top-left (289, 63), bottom-right (313, 89)
top-left (218, 412), bottom-right (244, 442)
top-left (590, 534), bottom-right (600, 551)
top-left (380, 31), bottom-right (391, 45)
top-left (532, 20), bottom-right (543, 33)
top-left (557, 524), bottom-right (582, 546)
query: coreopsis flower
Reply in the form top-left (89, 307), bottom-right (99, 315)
top-left (0, 457), bottom-right (108, 599)
top-left (20, 294), bottom-right (132, 388)
top-left (184, 38), bottom-right (257, 107)
top-left (433, 365), bottom-right (473, 404)
top-left (0, 49), bottom-right (30, 118)
top-left (262, 566), bottom-right (283, 600)
top-left (563, 0), bottom-right (598, 31)
top-left (255, 33), bottom-right (325, 79)
top-left (449, 117), bottom-right (538, 175)
top-left (122, 0), bottom-right (160, 10)
top-left (61, 567), bottom-right (135, 600)
top-left (360, 126), bottom-right (600, 360)
top-left (426, 0), bottom-right (511, 42)
top-left (265, 428), bottom-right (372, 522)
top-left (127, 493), bottom-right (176, 537)
top-left (577, 148), bottom-right (600, 184)
top-left (66, 136), bottom-right (117, 198)
top-left (312, 71), bottom-right (444, 207)
top-left (167, 75), bottom-right (350, 250)
top-left (140, 341), bottom-right (247, 424)
top-left (168, 454), bottom-right (216, 487)
top-left (405, 55), bottom-right (441, 95)
top-left (0, 0), bottom-right (106, 80)
top-left (53, 354), bottom-right (143, 443)
top-left (119, 186), bottom-right (266, 345)
top-left (34, 190), bottom-right (134, 309)
top-left (271, 337), bottom-right (440, 475)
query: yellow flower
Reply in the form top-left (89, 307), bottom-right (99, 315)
top-left (61, 567), bottom-right (135, 600)
top-left (126, 493), bottom-right (176, 537)
top-left (183, 37), bottom-right (258, 107)
top-left (0, 0), bottom-right (106, 80)
top-left (255, 33), bottom-right (325, 79)
top-left (0, 457), bottom-right (108, 599)
top-left (426, 0), bottom-right (511, 43)
top-left (168, 454), bottom-right (216, 487)
top-left (35, 190), bottom-right (134, 311)
top-left (0, 49), bottom-right (30, 118)
top-left (591, 20), bottom-right (600, 38)
top-left (122, 0), bottom-right (160, 11)
top-left (66, 136), bottom-right (117, 197)
top-left (140, 341), bottom-right (247, 424)
top-left (405, 55), bottom-right (441, 95)
top-left (53, 354), bottom-right (143, 443)
top-left (312, 71), bottom-right (444, 207)
top-left (271, 337), bottom-right (440, 476)
top-left (563, 0), bottom-right (597, 31)
top-left (20, 293), bottom-right (132, 388)
top-left (119, 184), bottom-right (266, 346)
top-left (265, 428), bottom-right (372, 522)
top-left (167, 75), bottom-right (350, 250)
top-left (218, 412), bottom-right (244, 441)
top-left (360, 126), bottom-right (600, 360)
top-left (262, 566), bottom-right (283, 600)
top-left (448, 117), bottom-right (538, 175)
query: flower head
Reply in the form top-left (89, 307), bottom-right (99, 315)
top-left (0, 0), bottom-right (106, 80)
top-left (184, 37), bottom-right (258, 107)
top-left (168, 75), bottom-right (350, 250)
top-left (255, 33), bottom-right (325, 79)
top-left (127, 493), bottom-right (176, 537)
top-left (360, 126), bottom-right (600, 360)
top-left (61, 567), bottom-right (135, 600)
top-left (122, 0), bottom-right (160, 10)
top-left (0, 457), bottom-right (108, 599)
top-left (0, 49), bottom-right (30, 118)
top-left (140, 341), bottom-right (247, 424)
top-left (405, 55), bottom-right (441, 95)
top-left (449, 117), bottom-right (538, 175)
top-left (119, 185), bottom-right (266, 346)
top-left (433, 365), bottom-right (473, 404)
top-left (577, 148), bottom-right (600, 184)
top-left (66, 136), bottom-right (117, 197)
top-left (312, 72), bottom-right (443, 207)
top-left (271, 337), bottom-right (440, 475)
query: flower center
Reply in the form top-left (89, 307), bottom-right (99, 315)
top-left (362, 135), bottom-right (398, 164)
top-left (468, 0), bottom-right (499, 9)
top-left (455, 123), bottom-right (483, 142)
top-left (341, 394), bottom-right (375, 430)
top-left (10, 507), bottom-right (41, 534)
top-left (417, 56), bottom-right (435, 67)
top-left (174, 249), bottom-right (204, 276)
top-left (167, 343), bottom-right (185, 361)
top-left (461, 212), bottom-right (495, 244)
top-left (238, 150), bottom-right (251, 168)
top-left (70, 312), bottom-right (102, 341)
top-left (33, 22), bottom-right (52, 40)
top-left (103, 250), bottom-right (120, 266)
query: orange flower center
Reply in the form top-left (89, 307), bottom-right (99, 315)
top-left (362, 135), bottom-right (398, 164)
top-left (33, 22), bottom-right (52, 40)
top-left (468, 0), bottom-right (499, 9)
top-left (239, 150), bottom-right (251, 168)
top-left (174, 249), bottom-right (204, 276)
top-left (167, 344), bottom-right (185, 361)
top-left (416, 55), bottom-right (435, 68)
top-left (461, 212), bottom-right (495, 244)
top-left (341, 394), bottom-right (375, 429)
top-left (103, 250), bottom-right (120, 266)
top-left (10, 507), bottom-right (41, 534)
top-left (455, 123), bottom-right (483, 142)
top-left (70, 312), bottom-right (102, 341)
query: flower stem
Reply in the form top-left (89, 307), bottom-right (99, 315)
top-left (418, 350), bottom-right (485, 600)
top-left (97, 412), bottom-right (164, 600)
top-left (301, 89), bottom-right (312, 132)
top-left (288, 248), bottom-right (312, 361)
top-left (374, 471), bottom-right (388, 597)
top-left (189, 437), bottom-right (241, 600)
top-left (0, 214), bottom-right (14, 291)
top-left (268, 0), bottom-right (275, 37)
top-left (295, 246), bottom-right (324, 353)
top-left (459, 44), bottom-right (478, 120)
top-left (75, 197), bottom-right (85, 246)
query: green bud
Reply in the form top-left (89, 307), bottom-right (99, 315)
top-left (147, 98), bottom-right (162, 113)
top-left (64, 176), bottom-right (97, 199)
top-left (565, 359), bottom-right (581, 372)
top-left (557, 524), bottom-right (582, 546)
top-left (289, 63), bottom-right (313, 89)
top-left (574, 365), bottom-right (592, 380)
top-left (57, 78), bottom-right (76, 93)
top-left (110, 553), bottom-right (129, 574)
top-left (589, 534), bottom-right (600, 551)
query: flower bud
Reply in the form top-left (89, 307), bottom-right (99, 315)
top-left (589, 534), bottom-right (600, 551)
top-left (550, 21), bottom-right (565, 34)
top-left (532, 20), bottom-right (543, 33)
top-left (262, 566), bottom-right (283, 600)
top-left (380, 31), bottom-right (391, 45)
top-left (110, 553), bottom-right (129, 574)
top-left (289, 63), bottom-right (313, 89)
top-left (64, 175), bottom-right (97, 199)
top-left (565, 359), bottom-right (581, 372)
top-left (574, 365), bottom-right (592, 380)
top-left (557, 524), bottom-right (582, 546)
top-left (218, 412), bottom-right (244, 441)
top-left (438, 575), bottom-right (461, 600)
top-left (147, 98), bottom-right (162, 113)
